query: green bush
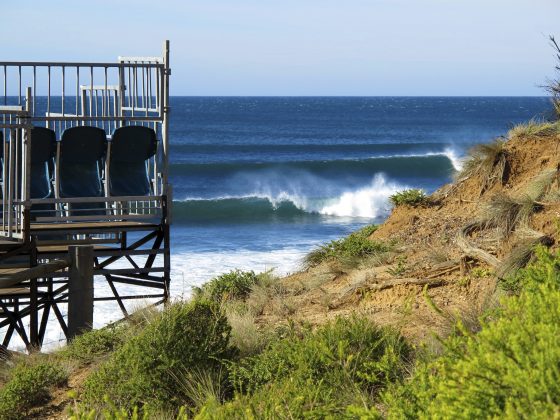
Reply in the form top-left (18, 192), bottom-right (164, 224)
top-left (59, 324), bottom-right (126, 364)
top-left (67, 397), bottom-right (188, 419)
top-left (389, 189), bottom-right (430, 207)
top-left (194, 270), bottom-right (260, 303)
top-left (81, 300), bottom-right (235, 413)
top-left (304, 225), bottom-right (389, 268)
top-left (0, 360), bottom-right (67, 419)
top-left (199, 317), bottom-right (410, 418)
top-left (383, 247), bottom-right (560, 418)
top-left (197, 376), bottom-right (378, 419)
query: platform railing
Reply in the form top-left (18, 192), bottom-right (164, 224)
top-left (0, 106), bottom-right (32, 240)
top-left (0, 41), bottom-right (171, 239)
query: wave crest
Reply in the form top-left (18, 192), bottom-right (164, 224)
top-left (173, 174), bottom-right (405, 223)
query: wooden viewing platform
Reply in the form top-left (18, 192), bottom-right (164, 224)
top-left (0, 41), bottom-right (172, 351)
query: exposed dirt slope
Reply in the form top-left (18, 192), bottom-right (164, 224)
top-left (258, 130), bottom-right (560, 342)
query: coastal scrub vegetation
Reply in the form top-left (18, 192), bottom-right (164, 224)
top-left (193, 269), bottom-right (262, 303)
top-left (58, 323), bottom-right (126, 365)
top-left (4, 246), bottom-right (560, 418)
top-left (508, 119), bottom-right (560, 139)
top-left (382, 247), bottom-right (560, 418)
top-left (303, 224), bottom-right (391, 269)
top-left (202, 316), bottom-right (412, 418)
top-left (389, 188), bottom-right (430, 207)
top-left (0, 360), bottom-right (67, 419)
top-left (80, 299), bottom-right (234, 413)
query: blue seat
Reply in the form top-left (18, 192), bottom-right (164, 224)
top-left (109, 126), bottom-right (158, 196)
top-left (0, 131), bottom-right (3, 186)
top-left (29, 127), bottom-right (56, 199)
top-left (59, 126), bottom-right (107, 216)
top-left (1, 128), bottom-right (56, 220)
top-left (29, 127), bottom-right (57, 220)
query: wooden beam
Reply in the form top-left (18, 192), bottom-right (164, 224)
top-left (67, 246), bottom-right (94, 339)
top-left (0, 259), bottom-right (69, 289)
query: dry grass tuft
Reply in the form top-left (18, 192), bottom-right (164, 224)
top-left (173, 367), bottom-right (226, 411)
top-left (497, 235), bottom-right (554, 278)
top-left (456, 139), bottom-right (509, 195)
top-left (480, 193), bottom-right (541, 239)
top-left (508, 119), bottom-right (560, 139)
top-left (525, 169), bottom-right (558, 201)
top-left (225, 307), bottom-right (268, 356)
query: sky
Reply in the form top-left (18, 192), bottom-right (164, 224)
top-left (2, 0), bottom-right (560, 96)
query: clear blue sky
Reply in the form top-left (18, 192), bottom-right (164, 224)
top-left (3, 0), bottom-right (559, 96)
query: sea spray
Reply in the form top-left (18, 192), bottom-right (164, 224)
top-left (173, 174), bottom-right (408, 223)
top-left (319, 174), bottom-right (403, 218)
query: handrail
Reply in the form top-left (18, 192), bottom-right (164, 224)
top-left (0, 258), bottom-right (70, 289)
top-left (0, 61), bottom-right (163, 68)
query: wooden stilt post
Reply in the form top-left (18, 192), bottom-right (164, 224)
top-left (68, 245), bottom-right (94, 339)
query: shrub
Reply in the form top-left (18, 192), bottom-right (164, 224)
top-left (220, 316), bottom-right (411, 418)
top-left (304, 225), bottom-right (390, 268)
top-left (389, 189), bottom-right (430, 207)
top-left (194, 317), bottom-right (410, 418)
top-left (67, 397), bottom-right (188, 419)
top-left (193, 270), bottom-right (260, 303)
top-left (197, 375), bottom-right (379, 419)
top-left (59, 324), bottom-right (126, 365)
top-left (383, 247), bottom-right (560, 418)
top-left (0, 360), bottom-right (67, 419)
top-left (81, 300), bottom-right (235, 413)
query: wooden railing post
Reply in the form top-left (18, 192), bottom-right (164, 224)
top-left (67, 245), bottom-right (94, 339)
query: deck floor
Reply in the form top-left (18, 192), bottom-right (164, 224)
top-left (31, 220), bottom-right (160, 232)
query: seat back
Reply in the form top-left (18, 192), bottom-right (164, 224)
top-left (30, 127), bottom-right (56, 199)
top-left (0, 131), bottom-right (3, 185)
top-left (109, 126), bottom-right (157, 196)
top-left (59, 126), bottom-right (107, 198)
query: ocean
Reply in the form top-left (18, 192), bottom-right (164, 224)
top-left (25, 96), bottom-right (555, 347)
top-left (166, 96), bottom-right (552, 297)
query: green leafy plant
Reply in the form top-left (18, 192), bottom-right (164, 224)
top-left (81, 300), bottom-right (235, 413)
top-left (59, 324), bottom-right (126, 365)
top-left (232, 316), bottom-right (409, 397)
top-left (383, 247), bottom-right (560, 418)
top-left (304, 225), bottom-right (390, 268)
top-left (387, 255), bottom-right (408, 277)
top-left (0, 360), bottom-right (67, 419)
top-left (198, 316), bottom-right (410, 418)
top-left (193, 270), bottom-right (263, 303)
top-left (389, 189), bottom-right (430, 207)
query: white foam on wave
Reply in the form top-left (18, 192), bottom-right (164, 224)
top-left (441, 148), bottom-right (464, 171)
top-left (372, 149), bottom-right (464, 172)
top-left (169, 247), bottom-right (306, 298)
top-left (319, 174), bottom-right (404, 218)
top-left (178, 174), bottom-right (408, 220)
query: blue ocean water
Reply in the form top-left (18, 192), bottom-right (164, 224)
top-left (167, 97), bottom-right (552, 291)
top-left (9, 96), bottom-right (555, 348)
